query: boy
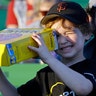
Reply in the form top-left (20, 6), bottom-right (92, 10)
top-left (0, 1), bottom-right (95, 96)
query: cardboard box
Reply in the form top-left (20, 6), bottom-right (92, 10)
top-left (0, 28), bottom-right (58, 66)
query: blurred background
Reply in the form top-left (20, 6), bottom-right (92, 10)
top-left (0, 0), bottom-right (89, 30)
top-left (0, 0), bottom-right (10, 30)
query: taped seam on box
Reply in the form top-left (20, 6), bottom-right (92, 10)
top-left (6, 44), bottom-right (16, 64)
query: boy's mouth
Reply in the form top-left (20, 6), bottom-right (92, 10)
top-left (60, 45), bottom-right (73, 50)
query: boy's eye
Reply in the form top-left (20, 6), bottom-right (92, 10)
top-left (55, 30), bottom-right (75, 38)
top-left (63, 31), bottom-right (75, 36)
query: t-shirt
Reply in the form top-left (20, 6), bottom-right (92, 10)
top-left (6, 0), bottom-right (33, 27)
top-left (17, 59), bottom-right (96, 96)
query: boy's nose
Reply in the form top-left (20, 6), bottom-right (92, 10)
top-left (58, 35), bottom-right (68, 44)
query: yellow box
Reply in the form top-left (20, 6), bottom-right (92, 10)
top-left (0, 28), bottom-right (58, 66)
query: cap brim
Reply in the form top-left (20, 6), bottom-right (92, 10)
top-left (41, 14), bottom-right (59, 25)
top-left (41, 13), bottom-right (84, 25)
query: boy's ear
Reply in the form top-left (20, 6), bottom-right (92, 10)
top-left (85, 33), bottom-right (93, 41)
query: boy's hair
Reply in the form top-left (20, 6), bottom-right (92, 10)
top-left (45, 17), bottom-right (92, 35)
top-left (41, 1), bottom-right (92, 34)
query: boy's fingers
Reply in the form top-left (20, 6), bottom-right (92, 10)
top-left (28, 46), bottom-right (37, 51)
top-left (31, 34), bottom-right (42, 45)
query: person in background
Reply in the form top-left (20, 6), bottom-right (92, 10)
top-left (84, 0), bottom-right (96, 62)
top-left (6, 0), bottom-right (36, 28)
top-left (0, 1), bottom-right (95, 96)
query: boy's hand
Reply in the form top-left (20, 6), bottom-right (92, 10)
top-left (28, 33), bottom-right (52, 61)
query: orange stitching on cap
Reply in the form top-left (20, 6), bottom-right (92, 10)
top-left (57, 2), bottom-right (67, 12)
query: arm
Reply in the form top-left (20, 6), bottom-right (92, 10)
top-left (28, 33), bottom-right (93, 96)
top-left (0, 68), bottom-right (19, 96)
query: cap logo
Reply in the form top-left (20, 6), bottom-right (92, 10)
top-left (57, 2), bottom-right (67, 12)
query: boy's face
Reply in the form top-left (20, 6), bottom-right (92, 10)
top-left (51, 19), bottom-right (86, 58)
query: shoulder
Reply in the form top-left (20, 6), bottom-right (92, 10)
top-left (79, 59), bottom-right (96, 76)
top-left (82, 59), bottom-right (96, 69)
top-left (71, 59), bottom-right (96, 73)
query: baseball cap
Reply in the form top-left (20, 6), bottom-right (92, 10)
top-left (41, 1), bottom-right (89, 25)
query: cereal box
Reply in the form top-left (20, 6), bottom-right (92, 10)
top-left (0, 28), bottom-right (58, 66)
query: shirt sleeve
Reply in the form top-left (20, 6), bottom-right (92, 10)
top-left (6, 1), bottom-right (18, 27)
top-left (84, 72), bottom-right (96, 90)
